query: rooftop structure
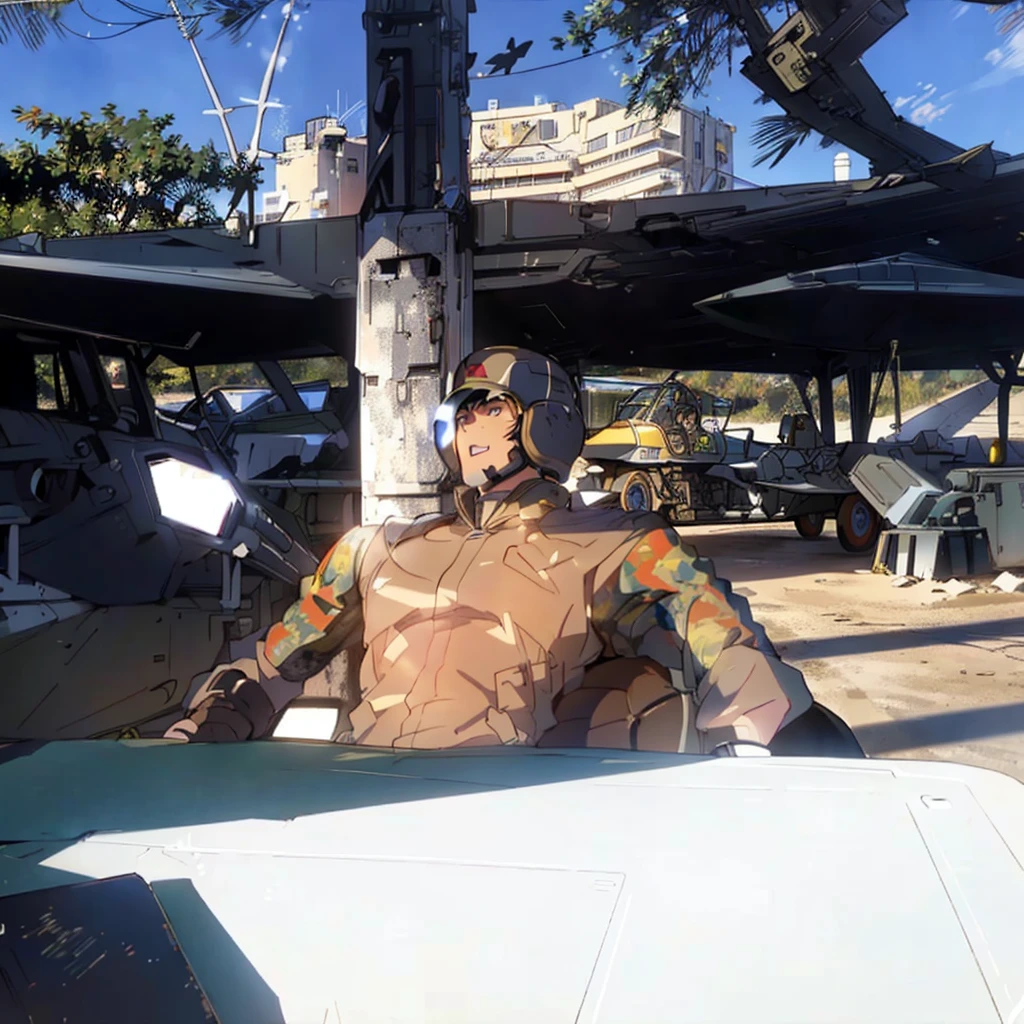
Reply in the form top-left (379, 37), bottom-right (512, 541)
top-left (259, 116), bottom-right (368, 225)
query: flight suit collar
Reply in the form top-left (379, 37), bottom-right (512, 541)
top-left (454, 477), bottom-right (570, 531)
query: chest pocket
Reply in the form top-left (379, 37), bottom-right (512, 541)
top-left (502, 542), bottom-right (577, 594)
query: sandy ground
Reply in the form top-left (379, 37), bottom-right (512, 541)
top-left (728, 383), bottom-right (1024, 443)
top-left (682, 519), bottom-right (1024, 783)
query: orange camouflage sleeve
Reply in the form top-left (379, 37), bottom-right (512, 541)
top-left (264, 524), bottom-right (379, 682)
top-left (591, 527), bottom-right (812, 747)
top-left (591, 527), bottom-right (758, 676)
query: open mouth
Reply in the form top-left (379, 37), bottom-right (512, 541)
top-left (469, 445), bottom-right (490, 456)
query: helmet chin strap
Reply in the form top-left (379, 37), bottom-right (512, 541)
top-left (474, 445), bottom-right (528, 492)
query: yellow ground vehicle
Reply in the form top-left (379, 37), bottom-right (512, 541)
top-left (577, 374), bottom-right (765, 525)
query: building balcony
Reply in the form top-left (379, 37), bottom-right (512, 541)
top-left (578, 166), bottom-right (687, 200)
top-left (471, 176), bottom-right (574, 200)
top-left (573, 147), bottom-right (681, 189)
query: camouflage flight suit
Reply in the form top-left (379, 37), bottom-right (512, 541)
top-left (170, 477), bottom-right (812, 751)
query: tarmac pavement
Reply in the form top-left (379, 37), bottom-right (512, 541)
top-left (682, 519), bottom-right (1024, 784)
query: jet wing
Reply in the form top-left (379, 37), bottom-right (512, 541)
top-left (754, 480), bottom-right (854, 495)
top-left (883, 379), bottom-right (998, 442)
top-left (2, 741), bottom-right (1023, 1024)
top-left (695, 253), bottom-right (1024, 357)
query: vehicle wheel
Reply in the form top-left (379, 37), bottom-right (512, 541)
top-left (836, 494), bottom-right (880, 553)
top-left (620, 470), bottom-right (655, 513)
top-left (794, 512), bottom-right (825, 539)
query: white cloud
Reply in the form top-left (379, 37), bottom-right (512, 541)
top-left (891, 81), bottom-right (955, 121)
top-left (952, 3), bottom-right (970, 19)
top-left (972, 27), bottom-right (1024, 89)
top-left (910, 102), bottom-right (952, 125)
top-left (259, 41), bottom-right (292, 73)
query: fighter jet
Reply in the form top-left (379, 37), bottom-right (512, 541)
top-left (0, 334), bottom-right (317, 742)
top-left (484, 37), bottom-right (532, 75)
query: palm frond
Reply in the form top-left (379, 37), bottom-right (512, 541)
top-left (750, 113), bottom-right (836, 168)
top-left (991, 0), bottom-right (1024, 33)
top-left (197, 0), bottom-right (275, 42)
top-left (0, 1), bottom-right (66, 50)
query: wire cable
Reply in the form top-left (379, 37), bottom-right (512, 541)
top-left (479, 40), bottom-right (627, 77)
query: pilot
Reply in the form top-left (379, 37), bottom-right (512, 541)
top-left (165, 346), bottom-right (813, 752)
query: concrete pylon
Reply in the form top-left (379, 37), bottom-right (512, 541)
top-left (356, 0), bottom-right (475, 523)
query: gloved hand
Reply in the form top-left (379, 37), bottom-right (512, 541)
top-left (163, 673), bottom-right (276, 743)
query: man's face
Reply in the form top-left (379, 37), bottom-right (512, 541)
top-left (454, 396), bottom-right (520, 487)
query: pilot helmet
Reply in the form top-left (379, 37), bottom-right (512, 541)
top-left (433, 346), bottom-right (585, 487)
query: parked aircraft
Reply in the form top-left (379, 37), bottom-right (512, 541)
top-left (154, 360), bottom-right (360, 558)
top-left (574, 374), bottom-right (1008, 553)
top-left (0, 336), bottom-right (317, 741)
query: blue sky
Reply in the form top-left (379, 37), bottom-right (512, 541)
top-left (2, 0), bottom-right (1022, 210)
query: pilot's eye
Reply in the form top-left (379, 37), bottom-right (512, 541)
top-left (488, 406), bottom-right (502, 416)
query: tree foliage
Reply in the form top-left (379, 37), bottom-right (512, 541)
top-left (552, 0), bottom-right (769, 119)
top-left (0, 104), bottom-right (259, 238)
top-left (749, 111), bottom-right (836, 168)
top-left (0, 1), bottom-right (66, 49)
top-left (587, 366), bottom-right (986, 424)
top-left (990, 0), bottom-right (1024, 35)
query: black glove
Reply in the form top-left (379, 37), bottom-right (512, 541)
top-left (163, 672), bottom-right (276, 742)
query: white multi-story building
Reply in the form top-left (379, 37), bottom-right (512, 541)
top-left (469, 96), bottom-right (736, 202)
top-left (258, 117), bottom-right (367, 224)
top-left (258, 100), bottom-right (735, 223)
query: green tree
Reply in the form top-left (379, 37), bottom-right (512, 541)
top-left (0, 104), bottom-right (259, 238)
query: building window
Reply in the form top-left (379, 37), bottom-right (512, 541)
top-left (538, 119), bottom-right (557, 141)
top-left (694, 140), bottom-right (703, 161)
top-left (346, 158), bottom-right (359, 172)
top-left (615, 125), bottom-right (634, 145)
top-left (635, 120), bottom-right (654, 137)
top-left (585, 134), bottom-right (608, 154)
